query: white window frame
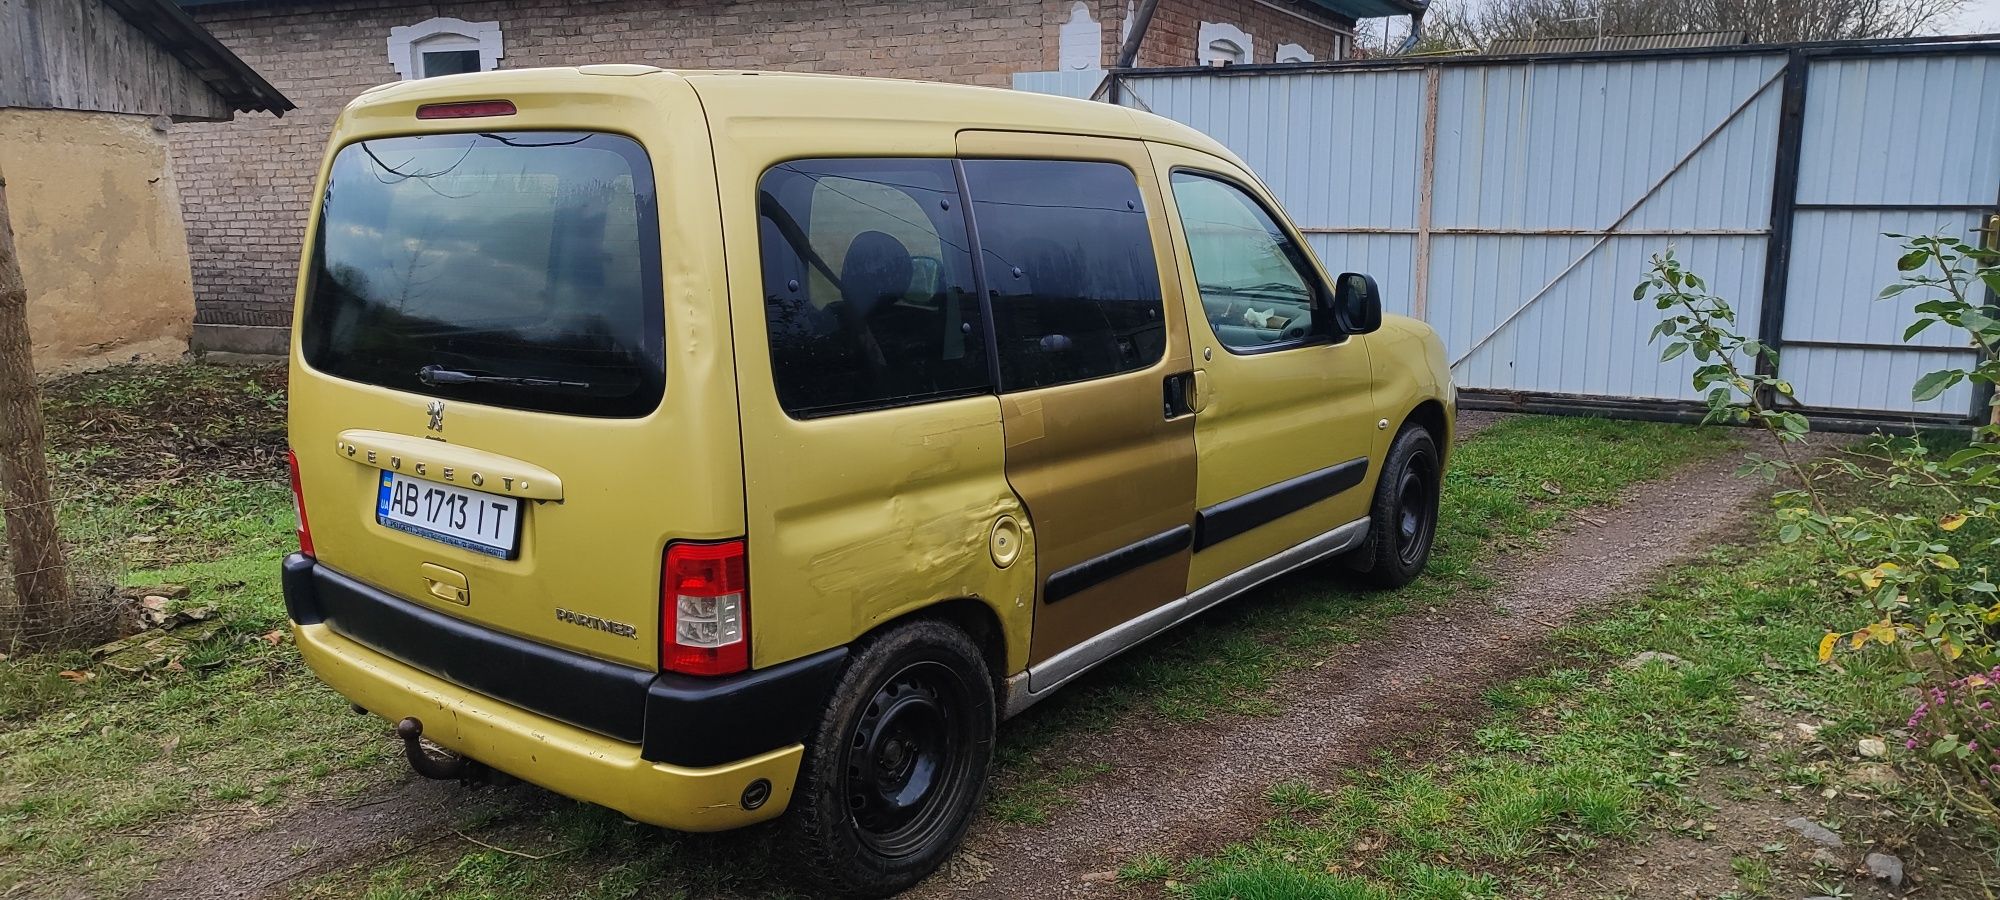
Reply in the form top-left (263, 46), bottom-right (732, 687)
top-left (389, 17), bottom-right (504, 81)
top-left (1058, 1), bottom-right (1103, 71)
top-left (1276, 42), bottom-right (1314, 63)
top-left (1198, 21), bottom-right (1254, 66)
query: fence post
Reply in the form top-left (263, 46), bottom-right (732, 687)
top-left (1756, 51), bottom-right (1809, 405)
top-left (1976, 211), bottom-right (2000, 425)
top-left (1413, 63), bottom-right (1439, 322)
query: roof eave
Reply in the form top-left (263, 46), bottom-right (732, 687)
top-left (1300, 0), bottom-right (1427, 20)
top-left (110, 0), bottom-right (294, 115)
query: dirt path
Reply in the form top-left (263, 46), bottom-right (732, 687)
top-left (1451, 408), bottom-right (1508, 444)
top-left (912, 441), bottom-right (1765, 898)
top-left (124, 779), bottom-right (525, 900)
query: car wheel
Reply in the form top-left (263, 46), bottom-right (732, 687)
top-left (1346, 424), bottom-right (1441, 588)
top-left (785, 619), bottom-right (994, 898)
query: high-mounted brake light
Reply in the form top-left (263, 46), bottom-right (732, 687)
top-left (415, 100), bottom-right (517, 120)
top-left (286, 449), bottom-right (315, 557)
top-left (661, 540), bottom-right (749, 676)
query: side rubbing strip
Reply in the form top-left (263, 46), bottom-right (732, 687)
top-left (1044, 524), bottom-right (1193, 605)
top-left (1195, 458), bottom-right (1369, 551)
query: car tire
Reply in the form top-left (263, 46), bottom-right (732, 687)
top-left (1345, 423), bottom-right (1441, 588)
top-left (785, 619), bottom-right (995, 898)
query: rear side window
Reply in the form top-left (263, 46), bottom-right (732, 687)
top-left (301, 132), bottom-right (663, 417)
top-left (961, 160), bottom-right (1165, 391)
top-left (757, 159), bottom-right (988, 417)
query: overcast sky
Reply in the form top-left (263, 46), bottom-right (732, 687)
top-left (1952, 0), bottom-right (2000, 30)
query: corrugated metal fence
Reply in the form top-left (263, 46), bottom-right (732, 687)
top-left (1016, 37), bottom-right (2000, 425)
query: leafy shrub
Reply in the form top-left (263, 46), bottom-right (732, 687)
top-left (1634, 233), bottom-right (2000, 819)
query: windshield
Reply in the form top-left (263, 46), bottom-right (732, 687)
top-left (301, 131), bottom-right (664, 417)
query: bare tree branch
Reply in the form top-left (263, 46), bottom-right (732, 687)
top-left (1411, 0), bottom-right (1967, 51)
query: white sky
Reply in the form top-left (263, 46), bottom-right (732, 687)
top-left (1950, 0), bottom-right (2000, 32)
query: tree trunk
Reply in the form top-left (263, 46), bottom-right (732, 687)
top-left (0, 165), bottom-right (72, 651)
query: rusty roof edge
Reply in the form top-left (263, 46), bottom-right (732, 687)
top-left (104, 0), bottom-right (293, 116)
top-left (1107, 30), bottom-right (2000, 75)
top-left (1486, 29), bottom-right (1750, 55)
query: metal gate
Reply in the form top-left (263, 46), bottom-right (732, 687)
top-left (1776, 52), bottom-right (2000, 417)
top-left (1015, 36), bottom-right (2000, 426)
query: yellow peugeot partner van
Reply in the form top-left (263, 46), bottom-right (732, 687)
top-left (283, 66), bottom-right (1453, 897)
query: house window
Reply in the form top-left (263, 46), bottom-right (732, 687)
top-left (388, 17), bottom-right (503, 80)
top-left (1276, 42), bottom-right (1314, 63)
top-left (1197, 22), bottom-right (1253, 66)
top-left (421, 49), bottom-right (481, 77)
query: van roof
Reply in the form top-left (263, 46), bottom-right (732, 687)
top-left (350, 66), bottom-right (1244, 168)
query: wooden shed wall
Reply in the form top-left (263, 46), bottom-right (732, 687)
top-left (1, 0), bottom-right (231, 120)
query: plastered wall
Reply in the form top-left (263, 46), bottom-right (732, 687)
top-left (0, 108), bottom-right (194, 372)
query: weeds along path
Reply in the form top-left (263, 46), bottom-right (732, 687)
top-left (913, 439), bottom-right (1767, 899)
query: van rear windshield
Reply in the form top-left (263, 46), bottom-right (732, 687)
top-left (301, 131), bottom-right (664, 417)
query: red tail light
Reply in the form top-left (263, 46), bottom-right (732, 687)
top-left (662, 540), bottom-right (748, 676)
top-left (286, 449), bottom-right (315, 557)
top-left (415, 100), bottom-right (517, 120)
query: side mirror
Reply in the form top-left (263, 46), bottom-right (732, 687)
top-left (1331, 272), bottom-right (1383, 335)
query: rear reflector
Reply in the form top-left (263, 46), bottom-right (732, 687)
top-left (415, 100), bottom-right (517, 120)
top-left (661, 540), bottom-right (749, 676)
top-left (287, 449), bottom-right (315, 557)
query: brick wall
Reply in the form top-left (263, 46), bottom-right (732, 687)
top-left (170, 0), bottom-right (1342, 337)
top-left (1135, 0), bottom-right (1350, 66)
top-left (172, 0), bottom-right (1062, 333)
top-left (1073, 0), bottom-right (1348, 70)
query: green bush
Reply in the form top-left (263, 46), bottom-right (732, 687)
top-left (1634, 233), bottom-right (2000, 820)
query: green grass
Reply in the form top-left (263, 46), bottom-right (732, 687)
top-left (984, 415), bottom-right (1737, 825)
top-left (1133, 502), bottom-right (1952, 898)
top-left (0, 364), bottom-right (399, 898)
top-left (988, 761), bottom-right (1113, 825)
top-left (1732, 853), bottom-right (1777, 897)
top-left (0, 469), bottom-right (394, 896)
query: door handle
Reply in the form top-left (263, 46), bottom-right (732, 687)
top-left (421, 563), bottom-right (470, 606)
top-left (1163, 371), bottom-right (1196, 419)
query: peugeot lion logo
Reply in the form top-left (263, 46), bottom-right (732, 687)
top-left (426, 400), bottom-right (445, 433)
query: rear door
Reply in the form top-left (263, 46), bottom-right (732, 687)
top-left (290, 80), bottom-right (738, 670)
top-left (956, 133), bottom-right (1197, 665)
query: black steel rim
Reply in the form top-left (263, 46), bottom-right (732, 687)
top-left (841, 659), bottom-right (974, 858)
top-left (1395, 448), bottom-right (1438, 567)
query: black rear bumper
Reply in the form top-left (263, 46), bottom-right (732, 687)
top-left (282, 553), bottom-right (844, 767)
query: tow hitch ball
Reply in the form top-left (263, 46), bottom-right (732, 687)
top-left (395, 716), bottom-right (504, 784)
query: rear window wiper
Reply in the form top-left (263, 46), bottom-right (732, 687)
top-left (418, 364), bottom-right (594, 391)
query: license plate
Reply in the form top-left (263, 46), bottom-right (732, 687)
top-left (375, 471), bottom-right (521, 559)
